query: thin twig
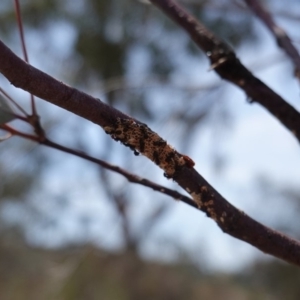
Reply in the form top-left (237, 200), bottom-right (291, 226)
top-left (244, 0), bottom-right (300, 79)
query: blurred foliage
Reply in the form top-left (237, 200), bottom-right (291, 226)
top-left (0, 137), bottom-right (48, 203)
top-left (0, 0), bottom-right (257, 104)
top-left (240, 259), bottom-right (300, 300)
top-left (1, 238), bottom-right (300, 300)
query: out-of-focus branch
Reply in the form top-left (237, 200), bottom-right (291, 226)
top-left (1, 40), bottom-right (300, 267)
top-left (99, 76), bottom-right (220, 94)
top-left (244, 0), bottom-right (300, 79)
top-left (182, 0), bottom-right (300, 23)
top-left (149, 0), bottom-right (300, 143)
top-left (0, 87), bottom-right (28, 116)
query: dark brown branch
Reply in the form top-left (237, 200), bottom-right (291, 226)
top-left (244, 0), bottom-right (300, 79)
top-left (1, 124), bottom-right (195, 208)
top-left (1, 40), bottom-right (300, 267)
top-left (149, 0), bottom-right (300, 143)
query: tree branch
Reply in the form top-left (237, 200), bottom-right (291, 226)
top-left (14, 0), bottom-right (37, 115)
top-left (244, 0), bottom-right (300, 79)
top-left (1, 39), bottom-right (300, 266)
top-left (0, 124), bottom-right (195, 208)
top-left (149, 0), bottom-right (300, 143)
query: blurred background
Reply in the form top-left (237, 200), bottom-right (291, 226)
top-left (1, 0), bottom-right (300, 299)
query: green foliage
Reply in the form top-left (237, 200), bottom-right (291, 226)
top-left (239, 260), bottom-right (300, 300)
top-left (0, 244), bottom-right (278, 300)
top-left (75, 31), bottom-right (125, 79)
top-left (1, 241), bottom-right (300, 300)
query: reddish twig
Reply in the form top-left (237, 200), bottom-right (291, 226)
top-left (13, 0), bottom-right (29, 63)
top-left (1, 40), bottom-right (300, 267)
top-left (14, 0), bottom-right (45, 140)
top-left (0, 86), bottom-right (28, 116)
top-left (149, 0), bottom-right (300, 143)
top-left (0, 124), bottom-right (196, 208)
top-left (14, 0), bottom-right (36, 115)
top-left (244, 0), bottom-right (300, 79)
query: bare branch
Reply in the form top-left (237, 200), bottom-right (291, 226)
top-left (244, 0), bottom-right (300, 79)
top-left (149, 0), bottom-right (300, 143)
top-left (1, 123), bottom-right (195, 207)
top-left (1, 40), bottom-right (300, 266)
